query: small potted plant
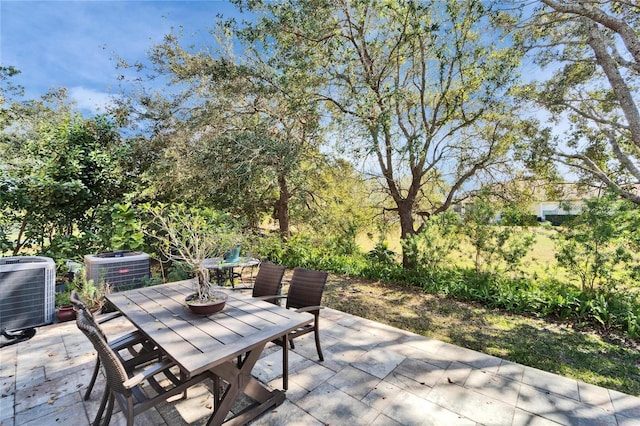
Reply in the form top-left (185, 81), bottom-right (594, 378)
top-left (68, 267), bottom-right (111, 313)
top-left (55, 290), bottom-right (76, 322)
top-left (145, 204), bottom-right (244, 314)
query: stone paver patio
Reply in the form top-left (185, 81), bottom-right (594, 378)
top-left (1, 306), bottom-right (639, 425)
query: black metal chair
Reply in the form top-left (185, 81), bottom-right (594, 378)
top-left (270, 267), bottom-right (328, 390)
top-left (75, 299), bottom-right (213, 426)
top-left (70, 291), bottom-right (158, 401)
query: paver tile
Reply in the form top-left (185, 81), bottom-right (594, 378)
top-left (289, 361), bottom-right (335, 392)
top-left (253, 348), bottom-right (306, 384)
top-left (395, 343), bottom-right (452, 369)
top-left (427, 381), bottom-right (516, 425)
top-left (0, 375), bottom-right (15, 422)
top-left (14, 391), bottom-right (86, 425)
top-left (617, 413), bottom-right (640, 426)
top-left (369, 413), bottom-right (404, 426)
top-left (383, 389), bottom-right (476, 426)
top-left (14, 366), bottom-right (91, 413)
top-left (383, 370), bottom-right (433, 399)
top-left (512, 408), bottom-right (564, 426)
top-left (401, 334), bottom-right (446, 354)
top-left (517, 382), bottom-right (617, 425)
top-left (437, 342), bottom-right (502, 369)
top-left (162, 382), bottom-right (215, 424)
top-left (2, 306), bottom-right (640, 426)
top-left (296, 382), bottom-right (379, 425)
top-left (577, 381), bottom-right (614, 412)
top-left (361, 380), bottom-right (403, 411)
top-left (321, 322), bottom-right (359, 343)
top-left (442, 361), bottom-right (473, 386)
top-left (464, 368), bottom-right (521, 406)
top-left (0, 346), bottom-right (16, 378)
top-left (351, 346), bottom-right (405, 379)
top-left (392, 357), bottom-right (445, 388)
top-left (522, 366), bottom-right (580, 400)
top-left (609, 389), bottom-right (640, 419)
top-left (497, 360), bottom-right (526, 382)
top-left (251, 400), bottom-right (324, 426)
top-left (326, 365), bottom-right (381, 400)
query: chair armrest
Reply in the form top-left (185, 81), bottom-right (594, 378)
top-left (109, 330), bottom-right (147, 351)
top-left (123, 359), bottom-right (175, 389)
top-left (294, 305), bottom-right (324, 314)
top-left (253, 295), bottom-right (288, 302)
top-left (96, 311), bottom-right (123, 324)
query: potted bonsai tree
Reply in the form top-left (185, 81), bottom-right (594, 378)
top-left (145, 204), bottom-right (244, 314)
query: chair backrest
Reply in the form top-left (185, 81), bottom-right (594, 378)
top-left (286, 268), bottom-right (328, 311)
top-left (70, 290), bottom-right (107, 340)
top-left (252, 263), bottom-right (286, 299)
top-left (76, 307), bottom-right (130, 396)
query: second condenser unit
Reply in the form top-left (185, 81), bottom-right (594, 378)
top-left (84, 251), bottom-right (150, 292)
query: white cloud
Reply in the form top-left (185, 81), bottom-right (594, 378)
top-left (68, 86), bottom-right (118, 115)
top-left (1, 1), bottom-right (240, 106)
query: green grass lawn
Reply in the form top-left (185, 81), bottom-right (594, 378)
top-left (321, 273), bottom-right (640, 396)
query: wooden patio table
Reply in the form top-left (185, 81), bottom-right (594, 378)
top-left (106, 280), bottom-right (312, 426)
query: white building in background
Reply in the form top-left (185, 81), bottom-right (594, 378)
top-left (454, 181), bottom-right (606, 225)
top-left (532, 199), bottom-right (585, 222)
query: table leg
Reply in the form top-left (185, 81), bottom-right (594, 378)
top-left (214, 270), bottom-right (226, 286)
top-left (207, 343), bottom-right (285, 426)
top-left (213, 268), bottom-right (236, 287)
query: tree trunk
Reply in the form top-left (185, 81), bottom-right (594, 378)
top-left (276, 172), bottom-right (290, 239)
top-left (398, 201), bottom-right (417, 269)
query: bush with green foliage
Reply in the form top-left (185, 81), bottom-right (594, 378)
top-left (555, 192), bottom-right (639, 291)
top-left (461, 195), bottom-right (535, 274)
top-left (365, 242), bottom-right (397, 265)
top-left (500, 204), bottom-right (538, 226)
top-left (356, 261), bottom-right (640, 338)
top-left (109, 203), bottom-right (145, 251)
top-left (401, 212), bottom-right (460, 270)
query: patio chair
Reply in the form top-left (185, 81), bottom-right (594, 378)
top-left (70, 291), bottom-right (158, 401)
top-left (234, 262), bottom-right (286, 365)
top-left (247, 262), bottom-right (286, 302)
top-left (75, 304), bottom-right (213, 426)
top-left (271, 267), bottom-right (328, 390)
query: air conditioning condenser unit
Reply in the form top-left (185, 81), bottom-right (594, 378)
top-left (0, 256), bottom-right (55, 347)
top-left (84, 251), bottom-right (150, 292)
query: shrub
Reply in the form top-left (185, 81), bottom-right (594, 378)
top-left (461, 195), bottom-right (535, 274)
top-left (555, 192), bottom-right (638, 291)
top-left (402, 212), bottom-right (460, 270)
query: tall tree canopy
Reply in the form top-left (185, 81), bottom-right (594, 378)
top-left (521, 0), bottom-right (640, 204)
top-left (239, 0), bottom-right (525, 266)
top-left (119, 23), bottom-right (325, 236)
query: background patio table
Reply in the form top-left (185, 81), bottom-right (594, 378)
top-left (201, 257), bottom-right (260, 287)
top-left (106, 280), bottom-right (312, 425)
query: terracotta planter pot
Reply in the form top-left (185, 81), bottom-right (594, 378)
top-left (56, 305), bottom-right (76, 322)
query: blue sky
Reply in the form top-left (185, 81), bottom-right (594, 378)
top-left (1, 0), bottom-right (241, 114)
